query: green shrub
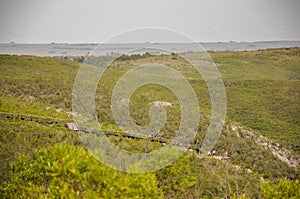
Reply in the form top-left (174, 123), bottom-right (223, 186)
top-left (0, 143), bottom-right (162, 199)
top-left (262, 178), bottom-right (300, 199)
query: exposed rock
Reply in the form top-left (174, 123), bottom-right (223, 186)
top-left (229, 123), bottom-right (299, 168)
top-left (152, 101), bottom-right (173, 107)
top-left (28, 96), bottom-right (35, 101)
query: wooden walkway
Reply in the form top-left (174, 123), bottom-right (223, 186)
top-left (0, 111), bottom-right (205, 152)
top-left (0, 111), bottom-right (233, 160)
top-left (0, 111), bottom-right (72, 124)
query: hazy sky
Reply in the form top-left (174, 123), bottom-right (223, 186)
top-left (0, 0), bottom-right (299, 43)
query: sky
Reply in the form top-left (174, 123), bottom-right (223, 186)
top-left (0, 0), bottom-right (299, 43)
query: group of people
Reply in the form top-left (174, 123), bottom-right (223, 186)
top-left (150, 133), bottom-right (162, 140)
top-left (207, 150), bottom-right (216, 156)
top-left (207, 150), bottom-right (230, 160)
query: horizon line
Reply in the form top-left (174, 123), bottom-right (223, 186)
top-left (2, 40), bottom-right (300, 45)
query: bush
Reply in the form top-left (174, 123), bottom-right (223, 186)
top-left (262, 178), bottom-right (300, 199)
top-left (0, 143), bottom-right (162, 199)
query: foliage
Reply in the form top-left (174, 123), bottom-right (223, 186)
top-left (0, 54), bottom-right (79, 112)
top-left (0, 143), bottom-right (162, 199)
top-left (214, 127), bottom-right (298, 180)
top-left (261, 178), bottom-right (300, 199)
top-left (157, 154), bottom-right (261, 198)
top-left (211, 48), bottom-right (300, 152)
top-left (0, 119), bottom-right (81, 184)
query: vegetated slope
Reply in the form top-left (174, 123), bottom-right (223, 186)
top-left (215, 123), bottom-right (298, 180)
top-left (0, 55), bottom-right (79, 116)
top-left (211, 48), bottom-right (300, 152)
top-left (0, 55), bottom-right (82, 184)
top-left (0, 50), bottom-right (298, 152)
top-left (0, 49), bottom-right (299, 198)
top-left (228, 123), bottom-right (299, 168)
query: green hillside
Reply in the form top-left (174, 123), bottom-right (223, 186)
top-left (0, 48), bottom-right (299, 198)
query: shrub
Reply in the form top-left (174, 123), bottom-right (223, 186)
top-left (0, 143), bottom-right (162, 199)
top-left (262, 178), bottom-right (300, 199)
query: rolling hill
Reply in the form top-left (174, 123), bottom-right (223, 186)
top-left (0, 48), bottom-right (299, 198)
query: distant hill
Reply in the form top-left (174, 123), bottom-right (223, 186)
top-left (1, 41), bottom-right (300, 56)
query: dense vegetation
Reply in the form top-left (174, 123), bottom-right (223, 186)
top-left (211, 49), bottom-right (300, 152)
top-left (0, 118), bottom-right (81, 184)
top-left (0, 48), bottom-right (299, 198)
top-left (0, 143), bottom-right (162, 198)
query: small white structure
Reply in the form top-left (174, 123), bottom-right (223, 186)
top-left (67, 123), bottom-right (79, 131)
top-left (152, 101), bottom-right (173, 107)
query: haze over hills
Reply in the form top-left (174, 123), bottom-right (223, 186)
top-left (1, 40), bottom-right (300, 56)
